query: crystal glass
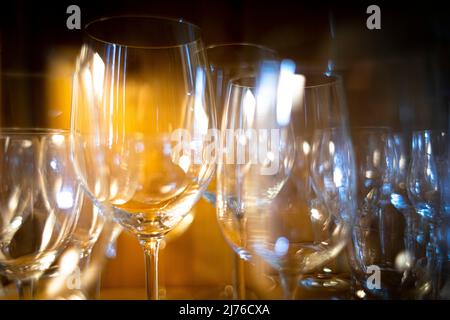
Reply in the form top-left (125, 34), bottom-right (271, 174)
top-left (349, 128), bottom-right (445, 299)
top-left (204, 43), bottom-right (277, 299)
top-left (349, 127), bottom-right (401, 299)
top-left (407, 130), bottom-right (448, 298)
top-left (71, 16), bottom-right (216, 299)
top-left (216, 61), bottom-right (355, 299)
top-left (0, 128), bottom-right (81, 299)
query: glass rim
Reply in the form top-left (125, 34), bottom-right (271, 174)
top-left (303, 73), bottom-right (342, 89)
top-left (228, 72), bottom-right (344, 90)
top-left (0, 127), bottom-right (70, 136)
top-left (206, 42), bottom-right (277, 55)
top-left (228, 76), bottom-right (257, 89)
top-left (84, 15), bottom-right (202, 49)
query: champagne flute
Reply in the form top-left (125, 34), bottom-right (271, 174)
top-left (71, 16), bottom-right (216, 300)
top-left (0, 128), bottom-right (82, 299)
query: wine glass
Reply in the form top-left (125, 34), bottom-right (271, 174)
top-left (0, 128), bottom-right (82, 299)
top-left (71, 16), bottom-right (216, 300)
top-left (349, 128), bottom-right (444, 299)
top-left (407, 130), bottom-right (448, 298)
top-left (299, 74), bottom-right (356, 298)
top-left (349, 127), bottom-right (403, 299)
top-left (204, 43), bottom-right (278, 299)
top-left (216, 60), bottom-right (355, 299)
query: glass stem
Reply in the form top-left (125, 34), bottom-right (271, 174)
top-left (140, 237), bottom-right (162, 300)
top-left (279, 272), bottom-right (297, 300)
top-left (94, 268), bottom-right (102, 300)
top-left (16, 278), bottom-right (37, 300)
top-left (232, 255), bottom-right (246, 299)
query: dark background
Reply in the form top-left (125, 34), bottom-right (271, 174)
top-left (1, 0), bottom-right (449, 132)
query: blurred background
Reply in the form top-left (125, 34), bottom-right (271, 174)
top-left (1, 0), bottom-right (449, 298)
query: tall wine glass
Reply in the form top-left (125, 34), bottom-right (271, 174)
top-left (349, 127), bottom-right (404, 299)
top-left (0, 128), bottom-right (82, 299)
top-left (204, 43), bottom-right (277, 299)
top-left (390, 133), bottom-right (417, 256)
top-left (407, 130), bottom-right (448, 298)
top-left (300, 74), bottom-right (356, 297)
top-left (216, 61), bottom-right (355, 299)
top-left (71, 16), bottom-right (216, 300)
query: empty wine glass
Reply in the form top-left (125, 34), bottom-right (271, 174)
top-left (349, 128), bottom-right (444, 299)
top-left (0, 128), bottom-right (82, 299)
top-left (349, 127), bottom-right (404, 299)
top-left (407, 130), bottom-right (448, 298)
top-left (216, 61), bottom-right (355, 299)
top-left (299, 74), bottom-right (356, 297)
top-left (71, 16), bottom-right (216, 300)
top-left (204, 43), bottom-right (278, 299)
